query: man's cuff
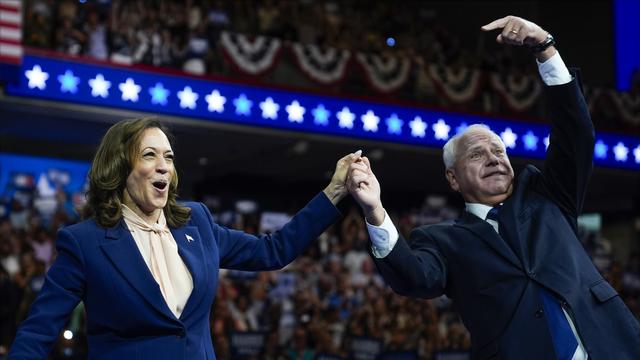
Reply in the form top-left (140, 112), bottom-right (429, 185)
top-left (536, 51), bottom-right (572, 86)
top-left (366, 210), bottom-right (399, 258)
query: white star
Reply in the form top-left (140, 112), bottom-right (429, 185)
top-left (25, 65), bottom-right (49, 90)
top-left (634, 145), bottom-right (640, 164)
top-left (337, 107), bottom-right (355, 129)
top-left (361, 110), bottom-right (379, 132)
top-left (119, 78), bottom-right (141, 102)
top-left (88, 74), bottom-right (111, 98)
top-left (286, 100), bottom-right (305, 123)
top-left (205, 90), bottom-right (226, 113)
top-left (409, 116), bottom-right (427, 138)
top-left (177, 86), bottom-right (199, 109)
top-left (260, 97), bottom-right (280, 119)
top-left (613, 142), bottom-right (628, 162)
top-left (432, 119), bottom-right (451, 140)
top-left (500, 128), bottom-right (518, 149)
top-left (544, 135), bottom-right (550, 150)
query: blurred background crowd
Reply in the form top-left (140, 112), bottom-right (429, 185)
top-left (22, 0), bottom-right (640, 132)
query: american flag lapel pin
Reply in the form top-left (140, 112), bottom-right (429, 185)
top-left (185, 234), bottom-right (194, 242)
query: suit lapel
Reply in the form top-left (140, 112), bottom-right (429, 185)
top-left (497, 200), bottom-right (527, 268)
top-left (171, 225), bottom-right (207, 320)
top-left (454, 211), bottom-right (523, 270)
top-left (100, 220), bottom-right (176, 321)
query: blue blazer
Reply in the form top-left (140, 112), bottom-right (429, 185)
top-left (9, 192), bottom-right (340, 359)
top-left (373, 75), bottom-right (640, 359)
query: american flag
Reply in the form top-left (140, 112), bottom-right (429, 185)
top-left (0, 0), bottom-right (22, 64)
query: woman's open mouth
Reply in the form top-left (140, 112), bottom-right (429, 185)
top-left (152, 180), bottom-right (168, 192)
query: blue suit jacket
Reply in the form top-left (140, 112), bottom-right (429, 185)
top-left (9, 192), bottom-right (340, 359)
top-left (373, 75), bottom-right (640, 359)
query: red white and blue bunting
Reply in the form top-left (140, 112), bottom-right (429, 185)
top-left (427, 65), bottom-right (482, 104)
top-left (214, 31), bottom-right (640, 129)
top-left (356, 53), bottom-right (411, 93)
top-left (290, 43), bottom-right (350, 85)
top-left (490, 73), bottom-right (541, 112)
top-left (219, 31), bottom-right (282, 75)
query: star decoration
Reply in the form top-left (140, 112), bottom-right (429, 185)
top-left (361, 110), bottom-right (379, 132)
top-left (432, 119), bottom-right (451, 140)
top-left (286, 100), bottom-right (305, 123)
top-left (88, 74), bottom-right (111, 98)
top-left (409, 116), bottom-right (427, 138)
top-left (500, 128), bottom-right (518, 149)
top-left (177, 86), bottom-right (198, 109)
top-left (312, 104), bottom-right (330, 126)
top-left (149, 82), bottom-right (170, 105)
top-left (385, 114), bottom-right (403, 135)
top-left (233, 94), bottom-right (252, 116)
top-left (119, 78), bottom-right (141, 102)
top-left (594, 140), bottom-right (608, 159)
top-left (523, 131), bottom-right (539, 151)
top-left (205, 90), bottom-right (226, 113)
top-left (337, 107), bottom-right (355, 129)
top-left (613, 142), bottom-right (628, 162)
top-left (544, 135), bottom-right (550, 150)
top-left (633, 145), bottom-right (640, 164)
top-left (259, 97), bottom-right (280, 119)
top-left (25, 65), bottom-right (49, 90)
top-left (455, 122), bottom-right (469, 135)
top-left (57, 70), bottom-right (80, 93)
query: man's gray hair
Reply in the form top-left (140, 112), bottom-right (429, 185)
top-left (442, 124), bottom-right (506, 169)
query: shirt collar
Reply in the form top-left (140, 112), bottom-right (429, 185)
top-left (465, 203), bottom-right (494, 220)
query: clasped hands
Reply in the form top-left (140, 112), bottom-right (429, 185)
top-left (323, 151), bottom-right (385, 226)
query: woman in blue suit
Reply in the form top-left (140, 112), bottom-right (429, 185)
top-left (9, 118), bottom-right (360, 359)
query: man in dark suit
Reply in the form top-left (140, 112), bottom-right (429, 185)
top-left (346, 16), bottom-right (640, 359)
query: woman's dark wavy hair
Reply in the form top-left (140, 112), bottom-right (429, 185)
top-left (82, 117), bottom-right (191, 228)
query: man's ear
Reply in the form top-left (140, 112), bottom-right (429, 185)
top-left (445, 168), bottom-right (460, 192)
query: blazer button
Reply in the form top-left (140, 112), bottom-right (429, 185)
top-left (177, 330), bottom-right (186, 338)
top-left (535, 309), bottom-right (544, 318)
top-left (528, 271), bottom-right (536, 278)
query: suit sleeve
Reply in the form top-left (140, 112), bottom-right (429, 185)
top-left (372, 226), bottom-right (448, 299)
top-left (200, 192), bottom-right (341, 271)
top-left (9, 228), bottom-right (85, 359)
top-left (541, 71), bottom-right (595, 226)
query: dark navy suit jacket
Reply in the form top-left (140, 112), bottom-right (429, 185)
top-left (9, 192), bottom-right (340, 359)
top-left (373, 75), bottom-right (640, 359)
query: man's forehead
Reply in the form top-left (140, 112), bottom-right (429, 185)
top-left (460, 129), bottom-right (503, 148)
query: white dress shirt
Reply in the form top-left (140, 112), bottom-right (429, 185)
top-left (366, 52), bottom-right (587, 359)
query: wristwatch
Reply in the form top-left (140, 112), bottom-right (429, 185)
top-left (530, 33), bottom-right (556, 53)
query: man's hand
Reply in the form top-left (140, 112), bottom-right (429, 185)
top-left (347, 157), bottom-right (385, 225)
top-left (323, 150), bottom-right (362, 205)
top-left (481, 15), bottom-right (556, 62)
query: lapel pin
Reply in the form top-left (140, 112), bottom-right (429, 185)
top-left (185, 234), bottom-right (194, 242)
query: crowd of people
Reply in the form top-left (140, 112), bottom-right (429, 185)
top-left (1, 184), bottom-right (638, 359)
top-left (22, 0), bottom-right (640, 133)
top-left (23, 0), bottom-right (472, 69)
